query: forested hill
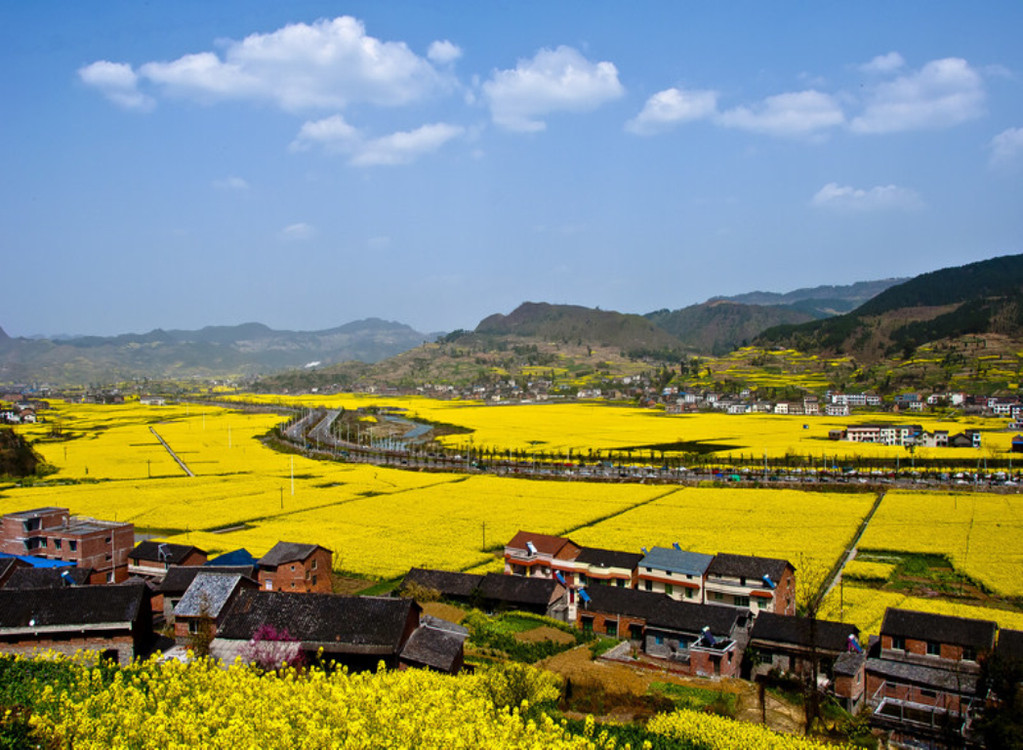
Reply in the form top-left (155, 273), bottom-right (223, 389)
top-left (755, 253), bottom-right (1023, 359)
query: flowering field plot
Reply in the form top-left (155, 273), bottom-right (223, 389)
top-left (820, 584), bottom-right (1023, 638)
top-left (856, 490), bottom-right (1023, 597)
top-left (177, 477), bottom-right (672, 579)
top-left (226, 393), bottom-right (1006, 459)
top-left (569, 487), bottom-right (876, 601)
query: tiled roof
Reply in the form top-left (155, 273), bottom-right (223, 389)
top-left (157, 565), bottom-right (259, 595)
top-left (579, 585), bottom-right (740, 637)
top-left (866, 657), bottom-right (979, 694)
top-left (478, 573), bottom-right (560, 607)
top-left (258, 542), bottom-right (329, 567)
top-left (576, 547), bottom-right (644, 570)
top-left (505, 531), bottom-right (576, 558)
top-left (638, 547), bottom-right (713, 576)
top-left (881, 608), bottom-right (997, 650)
top-left (996, 629), bottom-right (1023, 663)
top-left (399, 622), bottom-right (465, 672)
top-left (173, 573), bottom-right (251, 619)
top-left (750, 611), bottom-right (860, 653)
top-left (0, 584), bottom-right (147, 629)
top-left (129, 541), bottom-right (206, 565)
top-left (217, 590), bottom-right (416, 652)
top-left (400, 568), bottom-right (483, 599)
top-left (5, 567), bottom-right (93, 590)
top-left (706, 553), bottom-right (792, 582)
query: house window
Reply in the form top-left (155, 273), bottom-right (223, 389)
top-left (616, 579), bottom-right (625, 588)
top-left (606, 621), bottom-right (618, 637)
top-left (312, 575), bottom-right (317, 586)
top-left (735, 595), bottom-right (750, 607)
top-left (644, 580), bottom-right (652, 591)
top-left (53, 539), bottom-right (62, 550)
top-left (290, 564), bottom-right (295, 572)
top-left (891, 636), bottom-right (906, 651)
top-left (69, 540), bottom-right (77, 551)
top-left (265, 579), bottom-right (273, 590)
top-left (740, 577), bottom-right (746, 586)
top-left (654, 635), bottom-right (664, 646)
top-left (919, 688), bottom-right (938, 699)
top-left (188, 620), bottom-right (199, 635)
top-left (713, 592), bottom-right (724, 601)
top-left (963, 646), bottom-right (977, 661)
top-left (685, 588), bottom-right (694, 599)
top-left (665, 584), bottom-right (673, 596)
top-left (927, 641), bottom-right (941, 656)
top-left (105, 536), bottom-right (111, 544)
top-left (578, 574), bottom-right (587, 585)
top-left (106, 572), bottom-right (114, 583)
top-left (581, 616), bottom-right (593, 633)
top-left (312, 559), bottom-right (317, 570)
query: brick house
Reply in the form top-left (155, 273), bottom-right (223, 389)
top-left (503, 530), bottom-right (580, 580)
top-left (128, 541), bottom-right (207, 580)
top-left (398, 568), bottom-right (483, 606)
top-left (211, 590), bottom-right (463, 673)
top-left (704, 553), bottom-right (795, 615)
top-left (0, 584), bottom-right (152, 664)
top-left (477, 573), bottom-right (568, 620)
top-left (257, 542), bottom-right (333, 593)
top-left (172, 572), bottom-right (258, 640)
top-left (154, 564), bottom-right (259, 623)
top-left (636, 547), bottom-right (713, 603)
top-left (866, 608), bottom-right (996, 743)
top-left (0, 507), bottom-right (134, 583)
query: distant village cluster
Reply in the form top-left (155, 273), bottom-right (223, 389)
top-left (2, 507), bottom-right (1020, 747)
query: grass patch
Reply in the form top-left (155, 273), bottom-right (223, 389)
top-left (648, 682), bottom-right (739, 716)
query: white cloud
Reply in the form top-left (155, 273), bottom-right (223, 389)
top-left (850, 57), bottom-right (984, 134)
top-left (428, 40), bottom-right (462, 65)
top-left (280, 222), bottom-right (314, 240)
top-left (625, 87), bottom-right (718, 135)
top-left (811, 182), bottom-right (924, 211)
top-left (86, 16), bottom-right (451, 113)
top-left (859, 52), bottom-right (905, 74)
top-left (212, 176), bottom-right (250, 190)
top-left (482, 46), bottom-right (624, 132)
top-left (78, 60), bottom-right (154, 111)
top-left (717, 90), bottom-right (844, 137)
top-left (291, 115), bottom-right (463, 165)
top-left (990, 127), bottom-right (1023, 167)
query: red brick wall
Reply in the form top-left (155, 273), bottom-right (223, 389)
top-left (0, 634), bottom-right (134, 664)
top-left (689, 647), bottom-right (741, 678)
top-left (576, 610), bottom-right (645, 639)
top-left (259, 548), bottom-right (333, 593)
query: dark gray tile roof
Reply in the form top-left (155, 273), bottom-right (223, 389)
top-left (157, 565), bottom-right (259, 595)
top-left (881, 608), bottom-right (997, 650)
top-left (173, 573), bottom-right (249, 619)
top-left (399, 623), bottom-right (465, 672)
top-left (834, 650), bottom-right (866, 677)
top-left (257, 542), bottom-right (328, 567)
top-left (866, 657), bottom-right (979, 695)
top-left (750, 611), bottom-right (860, 653)
top-left (996, 629), bottom-right (1023, 663)
top-left (637, 547), bottom-right (713, 576)
top-left (706, 553), bottom-right (793, 581)
top-left (0, 558), bottom-right (19, 583)
top-left (4, 567), bottom-right (93, 590)
top-left (579, 585), bottom-right (740, 637)
top-left (577, 547), bottom-right (644, 570)
top-left (129, 541), bottom-right (206, 565)
top-left (400, 568), bottom-right (483, 599)
top-left (0, 584), bottom-right (147, 628)
top-left (478, 573), bottom-right (559, 607)
top-left (217, 590), bottom-right (416, 653)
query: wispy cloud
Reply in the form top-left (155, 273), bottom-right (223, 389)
top-left (625, 87), bottom-right (718, 135)
top-left (850, 57), bottom-right (985, 134)
top-left (811, 182), bottom-right (924, 211)
top-left (280, 222), bottom-right (315, 240)
top-left (482, 46), bottom-right (624, 132)
top-left (859, 52), bottom-right (905, 75)
top-left (291, 115), bottom-right (463, 166)
top-left (989, 127), bottom-right (1023, 168)
top-left (212, 176), bottom-right (250, 190)
top-left (428, 40), bottom-right (462, 65)
top-left (78, 60), bottom-right (154, 111)
top-left (718, 90), bottom-right (845, 138)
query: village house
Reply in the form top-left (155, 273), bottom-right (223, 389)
top-left (503, 530), bottom-right (580, 580)
top-left (172, 571), bottom-right (258, 640)
top-left (211, 590), bottom-right (464, 673)
top-left (127, 540), bottom-right (207, 580)
top-left (398, 568), bottom-right (483, 606)
top-left (3, 566), bottom-right (92, 590)
top-left (257, 541), bottom-right (333, 593)
top-left (866, 608), bottom-right (996, 743)
top-left (704, 553), bottom-right (795, 615)
top-left (0, 584), bottom-right (152, 664)
top-left (0, 507), bottom-right (134, 583)
top-left (477, 573), bottom-right (568, 620)
top-left (152, 563), bottom-right (259, 623)
top-left (636, 546), bottom-right (713, 603)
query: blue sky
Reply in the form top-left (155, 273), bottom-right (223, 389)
top-left (2, 1), bottom-right (1022, 337)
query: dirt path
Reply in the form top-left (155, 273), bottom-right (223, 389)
top-left (815, 490), bottom-right (887, 606)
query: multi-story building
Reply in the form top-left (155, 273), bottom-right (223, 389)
top-left (128, 540), bottom-right (207, 580)
top-left (503, 530), bottom-right (580, 580)
top-left (257, 541), bottom-right (333, 593)
top-left (704, 553), bottom-right (795, 615)
top-left (0, 507), bottom-right (134, 583)
top-left (636, 546), bottom-right (713, 602)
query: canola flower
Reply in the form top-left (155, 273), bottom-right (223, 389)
top-left (646, 709), bottom-right (850, 749)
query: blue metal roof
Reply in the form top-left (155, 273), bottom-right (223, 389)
top-left (638, 547), bottom-right (713, 576)
top-left (0, 552), bottom-right (74, 569)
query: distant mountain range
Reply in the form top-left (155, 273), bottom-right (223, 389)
top-left (0, 319), bottom-right (431, 384)
top-left (4, 258), bottom-right (1020, 386)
